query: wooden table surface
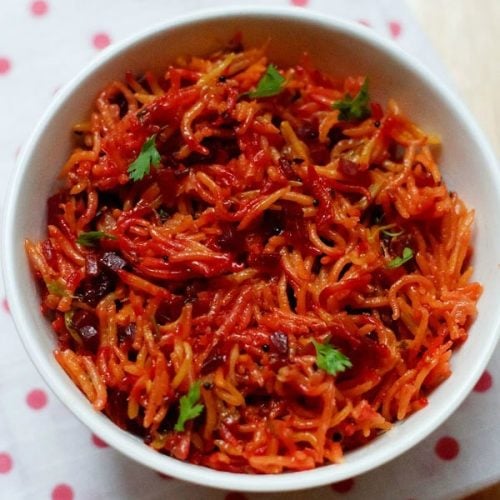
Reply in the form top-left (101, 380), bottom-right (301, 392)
top-left (407, 0), bottom-right (499, 157)
top-left (406, 2), bottom-right (499, 498)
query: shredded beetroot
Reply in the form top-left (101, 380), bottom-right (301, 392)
top-left (25, 38), bottom-right (481, 474)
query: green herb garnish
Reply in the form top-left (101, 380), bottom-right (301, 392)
top-left (46, 281), bottom-right (68, 297)
top-left (248, 64), bottom-right (286, 99)
top-left (174, 381), bottom-right (204, 432)
top-left (64, 310), bottom-right (83, 346)
top-left (76, 231), bottom-right (117, 247)
top-left (381, 226), bottom-right (404, 238)
top-left (157, 207), bottom-right (170, 223)
top-left (387, 246), bottom-right (414, 269)
top-left (127, 134), bottom-right (161, 181)
top-left (312, 340), bottom-right (352, 376)
top-left (333, 79), bottom-right (371, 121)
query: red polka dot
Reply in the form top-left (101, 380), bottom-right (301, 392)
top-left (290, 0), bottom-right (309, 6)
top-left (0, 57), bottom-right (11, 75)
top-left (0, 453), bottom-right (13, 474)
top-left (51, 484), bottom-right (74, 500)
top-left (91, 434), bottom-right (108, 448)
top-left (30, 1), bottom-right (49, 16)
top-left (157, 472), bottom-right (173, 480)
top-left (26, 388), bottom-right (48, 410)
top-left (225, 494), bottom-right (248, 500)
top-left (331, 478), bottom-right (355, 493)
top-left (435, 436), bottom-right (460, 460)
top-left (92, 33), bottom-right (111, 50)
top-left (474, 370), bottom-right (493, 392)
top-left (2, 298), bottom-right (9, 313)
top-left (358, 19), bottom-right (371, 27)
top-left (389, 21), bottom-right (402, 39)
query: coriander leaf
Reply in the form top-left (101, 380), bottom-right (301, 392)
top-left (76, 231), bottom-right (117, 247)
top-left (248, 64), bottom-right (286, 99)
top-left (174, 381), bottom-right (204, 432)
top-left (127, 134), bottom-right (161, 181)
top-left (47, 281), bottom-right (68, 297)
top-left (387, 246), bottom-right (414, 269)
top-left (333, 79), bottom-right (371, 121)
top-left (312, 339), bottom-right (352, 376)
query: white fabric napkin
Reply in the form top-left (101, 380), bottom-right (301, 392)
top-left (0, 1), bottom-right (498, 499)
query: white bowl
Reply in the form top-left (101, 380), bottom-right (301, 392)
top-left (3, 6), bottom-right (500, 492)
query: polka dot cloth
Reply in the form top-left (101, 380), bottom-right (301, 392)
top-left (91, 434), bottom-right (108, 448)
top-left (388, 20), bottom-right (402, 38)
top-left (30, 0), bottom-right (49, 16)
top-left (92, 32), bottom-right (111, 50)
top-left (435, 436), bottom-right (460, 461)
top-left (0, 1), bottom-right (499, 499)
top-left (331, 478), bottom-right (355, 493)
top-left (157, 472), bottom-right (173, 480)
top-left (0, 453), bottom-right (13, 474)
top-left (474, 370), bottom-right (493, 392)
top-left (51, 484), bottom-right (74, 500)
top-left (0, 57), bottom-right (11, 75)
top-left (26, 389), bottom-right (48, 410)
top-left (224, 493), bottom-right (248, 500)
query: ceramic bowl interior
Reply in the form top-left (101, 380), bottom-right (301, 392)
top-left (3, 6), bottom-right (500, 492)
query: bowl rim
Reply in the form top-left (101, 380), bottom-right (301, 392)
top-left (3, 5), bottom-right (500, 493)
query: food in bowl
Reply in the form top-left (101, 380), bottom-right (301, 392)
top-left (25, 36), bottom-right (481, 473)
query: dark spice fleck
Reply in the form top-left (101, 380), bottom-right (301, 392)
top-left (332, 432), bottom-right (343, 442)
